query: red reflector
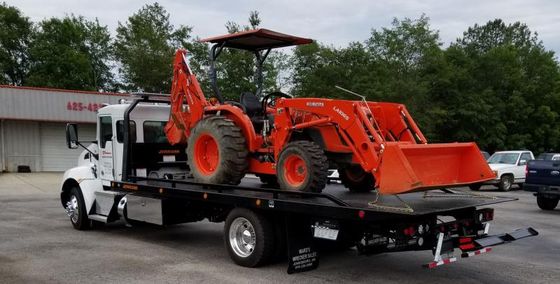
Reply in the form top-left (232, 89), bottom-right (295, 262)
top-left (358, 210), bottom-right (365, 219)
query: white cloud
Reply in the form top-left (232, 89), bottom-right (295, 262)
top-left (7, 0), bottom-right (560, 55)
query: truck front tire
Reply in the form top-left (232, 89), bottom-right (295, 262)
top-left (537, 196), bottom-right (559, 210)
top-left (67, 187), bottom-right (92, 230)
top-left (224, 208), bottom-right (275, 267)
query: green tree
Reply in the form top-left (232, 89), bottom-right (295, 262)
top-left (0, 2), bottom-right (33, 85)
top-left (291, 16), bottom-right (445, 138)
top-left (291, 41), bottom-right (373, 99)
top-left (114, 2), bottom-right (204, 93)
top-left (27, 15), bottom-right (113, 90)
top-left (444, 19), bottom-right (560, 152)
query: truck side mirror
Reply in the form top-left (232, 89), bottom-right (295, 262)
top-left (519, 159), bottom-right (527, 166)
top-left (66, 123), bottom-right (79, 149)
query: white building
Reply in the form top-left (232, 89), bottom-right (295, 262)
top-left (0, 86), bottom-right (128, 172)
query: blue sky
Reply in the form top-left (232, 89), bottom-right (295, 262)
top-left (9, 0), bottom-right (560, 56)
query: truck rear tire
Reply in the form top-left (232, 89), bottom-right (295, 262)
top-left (224, 208), bottom-right (275, 267)
top-left (67, 187), bottom-right (92, 230)
top-left (498, 175), bottom-right (513, 191)
top-left (187, 117), bottom-right (248, 185)
top-left (277, 141), bottom-right (328, 193)
top-left (339, 165), bottom-right (375, 192)
top-left (537, 196), bottom-right (559, 210)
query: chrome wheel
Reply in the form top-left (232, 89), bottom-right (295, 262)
top-left (67, 195), bottom-right (80, 224)
top-left (229, 217), bottom-right (256, 258)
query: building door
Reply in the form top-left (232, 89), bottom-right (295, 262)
top-left (40, 122), bottom-right (95, 171)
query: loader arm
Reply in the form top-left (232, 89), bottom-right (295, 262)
top-left (275, 98), bottom-right (495, 194)
top-left (165, 49), bottom-right (210, 144)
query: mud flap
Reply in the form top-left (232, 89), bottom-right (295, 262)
top-left (285, 215), bottom-right (319, 274)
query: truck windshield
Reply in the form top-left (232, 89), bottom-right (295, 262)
top-left (488, 153), bottom-right (519, 164)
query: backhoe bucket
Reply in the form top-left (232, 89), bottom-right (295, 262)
top-left (377, 142), bottom-right (495, 195)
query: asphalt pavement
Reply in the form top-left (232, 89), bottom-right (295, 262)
top-left (0, 173), bottom-right (558, 283)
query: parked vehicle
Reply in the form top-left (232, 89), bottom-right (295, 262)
top-left (481, 151), bottom-right (491, 160)
top-left (536, 153), bottom-right (560, 161)
top-left (470, 151), bottom-right (534, 191)
top-left (524, 159), bottom-right (560, 210)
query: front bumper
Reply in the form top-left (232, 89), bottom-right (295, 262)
top-left (523, 183), bottom-right (560, 197)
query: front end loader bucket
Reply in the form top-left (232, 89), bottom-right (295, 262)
top-left (377, 142), bottom-right (495, 195)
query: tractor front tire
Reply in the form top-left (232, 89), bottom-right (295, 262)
top-left (339, 165), bottom-right (375, 193)
top-left (277, 141), bottom-right (328, 193)
top-left (187, 117), bottom-right (248, 185)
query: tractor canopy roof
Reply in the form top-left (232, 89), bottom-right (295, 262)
top-left (200, 28), bottom-right (313, 51)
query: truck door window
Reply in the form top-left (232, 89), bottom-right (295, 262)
top-left (99, 116), bottom-right (113, 148)
top-left (143, 121), bottom-right (168, 143)
top-left (116, 120), bottom-right (137, 143)
top-left (520, 153), bottom-right (532, 162)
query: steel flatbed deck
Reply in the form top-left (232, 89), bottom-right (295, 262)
top-left (112, 176), bottom-right (515, 222)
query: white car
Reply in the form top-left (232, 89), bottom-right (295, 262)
top-left (471, 150), bottom-right (534, 191)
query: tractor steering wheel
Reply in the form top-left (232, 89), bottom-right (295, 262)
top-left (262, 91), bottom-right (292, 110)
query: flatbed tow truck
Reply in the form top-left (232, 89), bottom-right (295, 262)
top-left (61, 93), bottom-right (537, 273)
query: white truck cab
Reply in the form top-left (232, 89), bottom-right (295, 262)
top-left (478, 150), bottom-right (534, 191)
top-left (60, 102), bottom-right (186, 229)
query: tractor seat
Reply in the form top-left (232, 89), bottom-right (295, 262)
top-left (240, 92), bottom-right (263, 117)
top-left (240, 92), bottom-right (272, 132)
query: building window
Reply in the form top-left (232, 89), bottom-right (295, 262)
top-left (143, 121), bottom-right (167, 143)
top-left (116, 120), bottom-right (136, 143)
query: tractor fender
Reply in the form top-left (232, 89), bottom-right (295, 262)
top-left (206, 105), bottom-right (260, 152)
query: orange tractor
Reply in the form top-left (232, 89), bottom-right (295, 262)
top-left (165, 29), bottom-right (494, 195)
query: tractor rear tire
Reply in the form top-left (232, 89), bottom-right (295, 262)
top-left (339, 165), bottom-right (375, 193)
top-left (277, 141), bottom-right (328, 193)
top-left (187, 116), bottom-right (248, 185)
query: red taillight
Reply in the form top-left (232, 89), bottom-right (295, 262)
top-left (403, 226), bottom-right (416, 236)
top-left (459, 243), bottom-right (476, 251)
top-left (525, 165), bottom-right (528, 177)
top-left (358, 210), bottom-right (365, 219)
top-left (459, 237), bottom-right (472, 244)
